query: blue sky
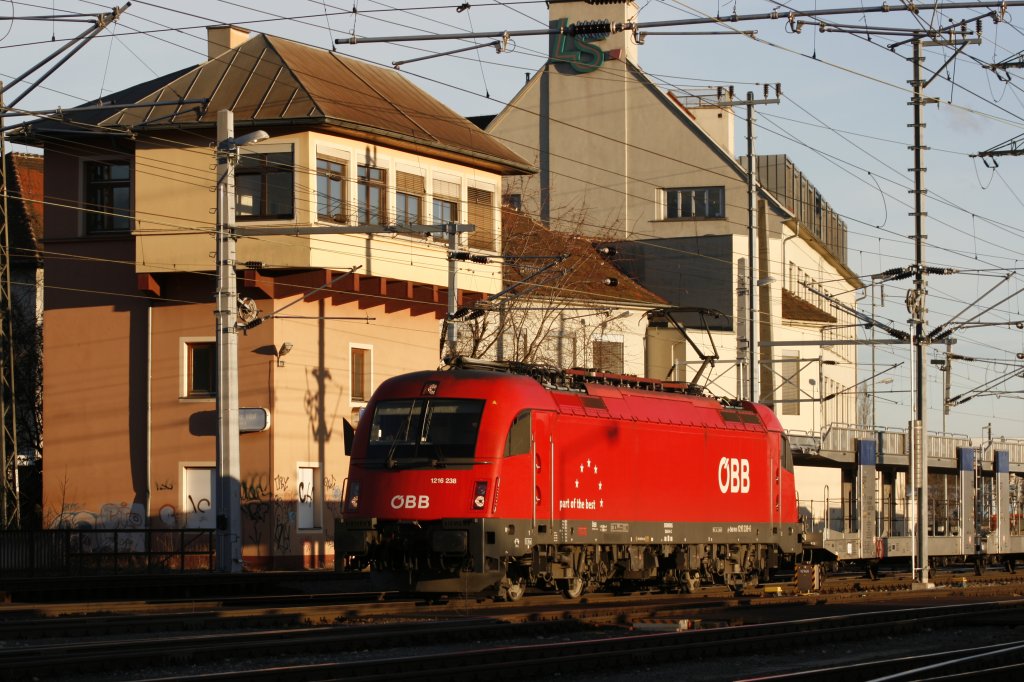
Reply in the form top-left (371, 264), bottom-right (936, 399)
top-left (6, 1), bottom-right (1024, 440)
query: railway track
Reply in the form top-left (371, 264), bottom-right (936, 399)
top-left (741, 640), bottom-right (1024, 681)
top-left (111, 599), bottom-right (1024, 681)
top-left (3, 567), bottom-right (1023, 642)
top-left (5, 582), bottom-right (1024, 681)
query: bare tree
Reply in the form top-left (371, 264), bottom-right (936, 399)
top-left (456, 206), bottom-right (658, 371)
top-left (11, 288), bottom-right (42, 460)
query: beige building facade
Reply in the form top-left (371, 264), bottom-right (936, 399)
top-left (486, 0), bottom-right (861, 436)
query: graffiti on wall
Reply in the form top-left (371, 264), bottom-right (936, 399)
top-left (52, 501), bottom-right (145, 530)
top-left (324, 473), bottom-right (343, 523)
top-left (272, 474), bottom-right (292, 552)
top-left (241, 474), bottom-right (271, 547)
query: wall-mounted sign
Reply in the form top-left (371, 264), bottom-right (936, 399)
top-left (550, 18), bottom-right (612, 74)
top-left (240, 407), bottom-right (271, 433)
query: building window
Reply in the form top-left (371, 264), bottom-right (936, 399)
top-left (351, 346), bottom-right (371, 402)
top-left (297, 465), bottom-right (321, 530)
top-left (84, 160), bottom-right (131, 234)
top-left (357, 165), bottom-right (387, 225)
top-left (433, 197), bottom-right (458, 224)
top-left (780, 352), bottom-right (801, 416)
top-left (665, 186), bottom-right (725, 219)
top-left (236, 150), bottom-right (294, 220)
top-left (316, 156), bottom-right (347, 223)
top-left (396, 171), bottom-right (425, 227)
top-left (187, 341), bottom-right (216, 398)
top-left (592, 339), bottom-right (624, 374)
top-left (184, 466), bottom-right (215, 529)
top-left (467, 187), bottom-right (495, 250)
top-left (433, 178), bottom-right (460, 225)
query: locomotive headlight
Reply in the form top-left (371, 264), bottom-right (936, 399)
top-left (472, 480), bottom-right (488, 510)
top-left (346, 481), bottom-right (360, 511)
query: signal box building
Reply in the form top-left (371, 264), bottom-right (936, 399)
top-left (21, 27), bottom-right (531, 567)
top-left (485, 0), bottom-right (863, 438)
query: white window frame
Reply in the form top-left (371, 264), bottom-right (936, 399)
top-left (662, 186), bottom-right (725, 220)
top-left (349, 343), bottom-right (373, 405)
top-left (180, 336), bottom-right (216, 401)
top-left (182, 463), bottom-right (216, 529)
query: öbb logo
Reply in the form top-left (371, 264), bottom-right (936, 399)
top-left (390, 494), bottom-right (430, 509)
top-left (717, 458), bottom-right (750, 494)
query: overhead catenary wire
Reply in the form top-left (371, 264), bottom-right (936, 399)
top-left (12, 0), bottom-right (1024, 409)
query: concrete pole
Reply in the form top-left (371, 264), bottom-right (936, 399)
top-left (215, 109), bottom-right (242, 573)
top-left (746, 92), bottom-right (758, 403)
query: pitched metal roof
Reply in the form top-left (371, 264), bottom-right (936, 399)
top-left (97, 34), bottom-right (532, 175)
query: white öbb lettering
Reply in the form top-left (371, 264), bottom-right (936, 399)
top-left (390, 494), bottom-right (430, 509)
top-left (717, 457), bottom-right (750, 494)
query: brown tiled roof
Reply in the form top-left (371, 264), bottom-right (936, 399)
top-left (99, 34), bottom-right (532, 175)
top-left (5, 152), bottom-right (43, 264)
top-left (501, 208), bottom-right (666, 306)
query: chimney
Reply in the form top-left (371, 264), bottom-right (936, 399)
top-left (207, 25), bottom-right (250, 61)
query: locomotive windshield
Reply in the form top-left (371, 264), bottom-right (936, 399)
top-left (367, 398), bottom-right (484, 467)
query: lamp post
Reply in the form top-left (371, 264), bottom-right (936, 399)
top-left (215, 109), bottom-right (268, 573)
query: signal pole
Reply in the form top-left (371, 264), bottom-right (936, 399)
top-left (904, 27), bottom-right (979, 588)
top-left (908, 36), bottom-right (932, 588)
top-left (745, 87), bottom-right (780, 402)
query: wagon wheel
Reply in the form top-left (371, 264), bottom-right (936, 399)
top-left (558, 577), bottom-right (585, 599)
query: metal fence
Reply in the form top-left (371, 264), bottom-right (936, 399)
top-left (0, 529), bottom-right (215, 575)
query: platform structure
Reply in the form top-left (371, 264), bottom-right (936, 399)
top-left (790, 424), bottom-right (1024, 564)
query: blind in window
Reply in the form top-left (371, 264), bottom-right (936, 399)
top-left (467, 187), bottom-right (494, 251)
top-left (396, 171), bottom-right (425, 195)
top-left (433, 178), bottom-right (460, 199)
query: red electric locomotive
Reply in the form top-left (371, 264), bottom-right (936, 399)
top-left (336, 357), bottom-right (809, 599)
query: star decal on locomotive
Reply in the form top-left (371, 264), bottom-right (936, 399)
top-left (561, 455), bottom-right (605, 511)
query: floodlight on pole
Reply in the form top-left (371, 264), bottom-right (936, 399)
top-left (215, 109), bottom-right (268, 573)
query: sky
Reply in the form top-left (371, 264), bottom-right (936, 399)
top-left (5, 0), bottom-right (1024, 442)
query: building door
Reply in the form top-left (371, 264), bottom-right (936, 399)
top-left (531, 411), bottom-right (555, 530)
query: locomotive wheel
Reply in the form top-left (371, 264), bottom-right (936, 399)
top-left (558, 577), bottom-right (585, 599)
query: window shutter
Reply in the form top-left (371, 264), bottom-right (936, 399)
top-left (592, 340), bottom-right (624, 374)
top-left (781, 353), bottom-right (801, 416)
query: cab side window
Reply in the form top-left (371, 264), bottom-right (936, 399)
top-left (504, 410), bottom-right (532, 457)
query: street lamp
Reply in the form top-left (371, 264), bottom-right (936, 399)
top-left (215, 109), bottom-right (268, 573)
